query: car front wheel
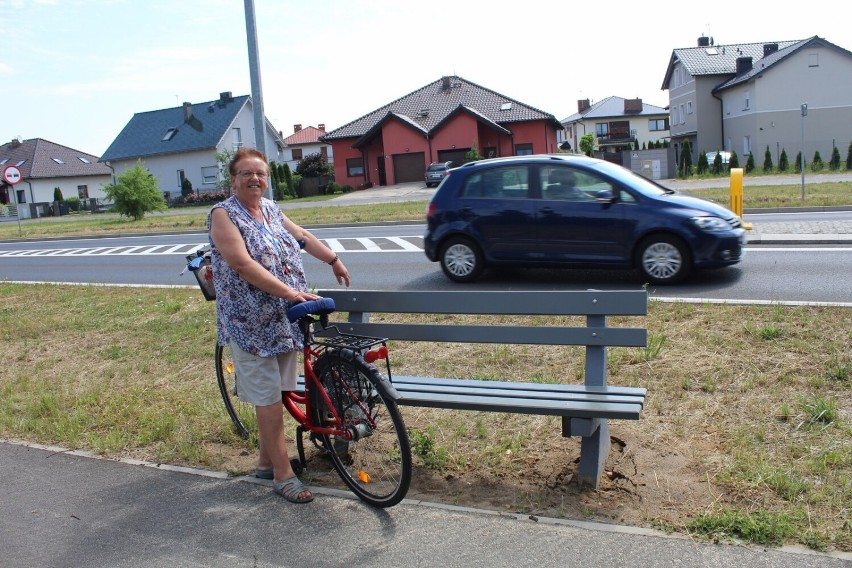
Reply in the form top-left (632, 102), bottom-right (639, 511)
top-left (439, 237), bottom-right (484, 283)
top-left (636, 234), bottom-right (691, 285)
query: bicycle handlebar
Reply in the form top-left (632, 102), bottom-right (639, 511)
top-left (286, 297), bottom-right (336, 323)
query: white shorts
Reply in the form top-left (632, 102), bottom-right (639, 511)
top-left (229, 341), bottom-right (299, 406)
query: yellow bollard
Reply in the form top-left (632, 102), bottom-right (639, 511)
top-left (729, 168), bottom-right (753, 230)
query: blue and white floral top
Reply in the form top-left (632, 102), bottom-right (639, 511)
top-left (208, 195), bottom-right (308, 357)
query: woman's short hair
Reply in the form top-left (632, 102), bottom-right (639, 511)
top-left (228, 148), bottom-right (269, 177)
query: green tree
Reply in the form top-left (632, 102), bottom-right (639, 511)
top-left (696, 150), bottom-right (709, 175)
top-left (729, 151), bottom-right (740, 170)
top-left (103, 160), bottom-right (167, 221)
top-left (778, 149), bottom-right (789, 172)
top-left (846, 141), bottom-right (852, 170)
top-left (811, 150), bottom-right (824, 172)
top-left (579, 133), bottom-right (595, 157)
top-left (215, 149), bottom-right (234, 192)
top-left (465, 143), bottom-right (483, 162)
top-left (763, 145), bottom-right (773, 172)
top-left (295, 152), bottom-right (332, 177)
top-left (53, 187), bottom-right (64, 202)
top-left (829, 146), bottom-right (841, 171)
top-left (794, 151), bottom-right (804, 173)
top-left (745, 151), bottom-right (755, 173)
top-left (710, 150), bottom-right (723, 175)
top-left (678, 140), bottom-right (693, 177)
top-left (283, 164), bottom-right (294, 198)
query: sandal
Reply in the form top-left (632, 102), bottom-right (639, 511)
top-left (273, 476), bottom-right (314, 504)
top-left (254, 467), bottom-right (274, 480)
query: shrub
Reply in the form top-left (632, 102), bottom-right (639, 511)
top-left (181, 177), bottom-right (193, 197)
top-left (829, 146), bottom-right (841, 171)
top-left (53, 187), bottom-right (64, 202)
top-left (66, 196), bottom-right (81, 212)
top-left (745, 152), bottom-right (755, 173)
top-left (103, 160), bottom-right (167, 220)
top-left (763, 145), bottom-right (773, 172)
top-left (729, 151), bottom-right (740, 169)
top-left (778, 149), bottom-right (789, 172)
top-left (341, 185), bottom-right (354, 193)
top-left (811, 150), bottom-right (824, 172)
top-left (696, 150), bottom-right (709, 175)
top-left (794, 151), bottom-right (804, 173)
top-left (711, 151), bottom-right (723, 175)
top-left (846, 141), bottom-right (852, 170)
top-left (678, 140), bottom-right (693, 178)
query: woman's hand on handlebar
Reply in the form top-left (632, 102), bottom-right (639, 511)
top-left (286, 290), bottom-right (321, 303)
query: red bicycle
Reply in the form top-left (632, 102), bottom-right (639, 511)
top-left (216, 298), bottom-right (412, 508)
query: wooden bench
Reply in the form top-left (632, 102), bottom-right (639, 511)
top-left (315, 289), bottom-right (648, 488)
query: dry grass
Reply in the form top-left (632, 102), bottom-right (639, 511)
top-left (0, 284), bottom-right (850, 551)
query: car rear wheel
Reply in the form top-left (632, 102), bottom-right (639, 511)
top-left (636, 234), bottom-right (691, 285)
top-left (439, 237), bottom-right (484, 283)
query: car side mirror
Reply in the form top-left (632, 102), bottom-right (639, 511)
top-left (595, 189), bottom-right (616, 203)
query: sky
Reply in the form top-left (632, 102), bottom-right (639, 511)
top-left (2, 0), bottom-right (848, 157)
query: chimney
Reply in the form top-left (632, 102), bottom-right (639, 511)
top-left (318, 123), bottom-right (325, 132)
top-left (624, 98), bottom-right (643, 113)
top-left (278, 131), bottom-right (283, 138)
top-left (736, 56), bottom-right (753, 75)
top-left (294, 124), bottom-right (302, 133)
top-left (441, 76), bottom-right (451, 90)
top-left (578, 99), bottom-right (591, 112)
top-left (763, 43), bottom-right (779, 57)
top-left (182, 102), bottom-right (193, 122)
top-left (219, 91), bottom-right (233, 103)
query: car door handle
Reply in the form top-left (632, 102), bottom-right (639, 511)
top-left (540, 207), bottom-right (555, 213)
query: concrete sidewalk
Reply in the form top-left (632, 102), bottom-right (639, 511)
top-left (2, 440), bottom-right (849, 568)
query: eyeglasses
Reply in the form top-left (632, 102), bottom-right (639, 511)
top-left (237, 171), bottom-right (269, 180)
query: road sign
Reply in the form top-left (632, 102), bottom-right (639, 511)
top-left (3, 165), bottom-right (22, 185)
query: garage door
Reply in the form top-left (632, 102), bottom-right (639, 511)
top-left (392, 152), bottom-right (425, 183)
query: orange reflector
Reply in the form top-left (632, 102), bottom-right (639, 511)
top-left (357, 470), bottom-right (372, 483)
top-left (226, 362), bottom-right (234, 374)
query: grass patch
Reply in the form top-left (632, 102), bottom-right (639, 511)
top-left (1, 284), bottom-right (850, 551)
top-left (680, 181), bottom-right (852, 209)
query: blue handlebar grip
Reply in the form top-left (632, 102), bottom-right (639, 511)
top-left (286, 297), bottom-right (336, 322)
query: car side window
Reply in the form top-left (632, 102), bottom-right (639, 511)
top-left (541, 166), bottom-right (597, 201)
top-left (462, 166), bottom-right (529, 199)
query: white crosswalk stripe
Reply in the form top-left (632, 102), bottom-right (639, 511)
top-left (0, 237), bottom-right (425, 257)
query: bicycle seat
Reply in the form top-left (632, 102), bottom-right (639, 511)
top-left (286, 297), bottom-right (336, 322)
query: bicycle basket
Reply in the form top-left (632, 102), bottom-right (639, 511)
top-left (184, 247), bottom-right (216, 301)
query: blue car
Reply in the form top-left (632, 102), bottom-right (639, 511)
top-left (424, 154), bottom-right (746, 284)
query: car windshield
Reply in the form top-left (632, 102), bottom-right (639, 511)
top-left (427, 164), bottom-right (447, 172)
top-left (586, 160), bottom-right (676, 197)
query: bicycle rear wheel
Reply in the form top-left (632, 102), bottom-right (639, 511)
top-left (312, 349), bottom-right (411, 508)
top-left (216, 343), bottom-right (255, 439)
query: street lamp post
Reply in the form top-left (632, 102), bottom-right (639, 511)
top-left (800, 103), bottom-right (807, 200)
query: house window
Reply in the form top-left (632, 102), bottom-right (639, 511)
top-left (743, 91), bottom-right (750, 111)
top-left (0, 158), bottom-right (8, 165)
top-left (77, 185), bottom-right (89, 199)
top-left (162, 128), bottom-right (177, 141)
top-left (679, 104), bottom-right (685, 124)
top-left (346, 158), bottom-right (364, 177)
top-left (292, 148), bottom-right (303, 161)
top-left (808, 53), bottom-right (819, 67)
top-left (202, 166), bottom-right (218, 185)
top-left (17, 189), bottom-right (26, 204)
top-left (743, 136), bottom-right (751, 156)
top-left (649, 119), bottom-right (668, 131)
top-left (687, 101), bottom-right (693, 114)
top-left (595, 123), bottom-right (608, 136)
top-left (232, 128), bottom-right (242, 149)
top-left (514, 143), bottom-right (533, 156)
top-left (78, 157), bottom-right (91, 164)
top-left (52, 157), bottom-right (65, 164)
top-left (177, 169), bottom-right (186, 190)
top-left (16, 159), bottom-right (26, 166)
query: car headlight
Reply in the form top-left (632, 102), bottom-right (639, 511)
top-left (690, 216), bottom-right (730, 232)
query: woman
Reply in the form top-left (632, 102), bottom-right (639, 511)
top-left (209, 148), bottom-right (350, 503)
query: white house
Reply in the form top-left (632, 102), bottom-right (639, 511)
top-left (100, 92), bottom-right (286, 198)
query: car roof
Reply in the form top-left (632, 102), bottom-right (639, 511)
top-left (456, 153), bottom-right (599, 170)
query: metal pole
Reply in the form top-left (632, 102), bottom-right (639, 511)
top-left (244, 0), bottom-right (273, 200)
top-left (800, 103), bottom-right (807, 200)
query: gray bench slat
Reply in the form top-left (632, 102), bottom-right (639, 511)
top-left (395, 392), bottom-right (643, 420)
top-left (393, 384), bottom-right (642, 406)
top-left (321, 323), bottom-right (647, 347)
top-left (317, 289), bottom-right (648, 316)
top-left (390, 375), bottom-right (646, 397)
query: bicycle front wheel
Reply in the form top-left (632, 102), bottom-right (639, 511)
top-left (312, 349), bottom-right (412, 508)
top-left (216, 343), bottom-right (255, 439)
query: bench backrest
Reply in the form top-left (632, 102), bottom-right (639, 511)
top-left (316, 290), bottom-right (648, 387)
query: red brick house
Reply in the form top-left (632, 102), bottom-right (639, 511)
top-left (321, 76), bottom-right (563, 187)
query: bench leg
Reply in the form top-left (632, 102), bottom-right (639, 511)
top-left (577, 419), bottom-right (609, 489)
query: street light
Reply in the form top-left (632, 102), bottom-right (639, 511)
top-left (800, 103), bottom-right (807, 200)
